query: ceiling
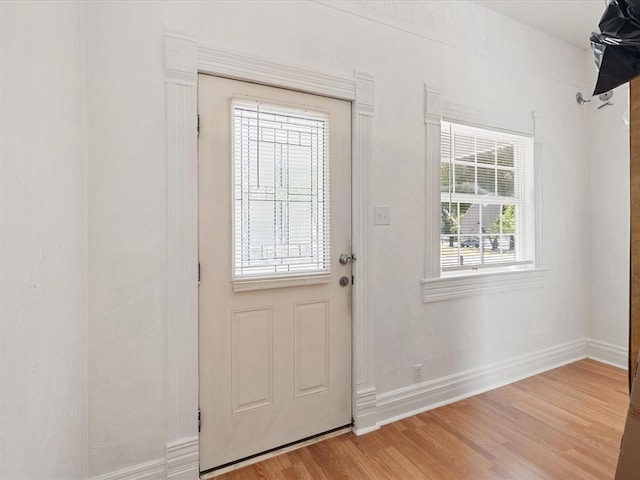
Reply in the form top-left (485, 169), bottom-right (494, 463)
top-left (473, 0), bottom-right (607, 50)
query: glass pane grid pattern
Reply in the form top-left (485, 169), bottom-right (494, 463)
top-left (440, 121), bottom-right (534, 271)
top-left (233, 100), bottom-right (330, 278)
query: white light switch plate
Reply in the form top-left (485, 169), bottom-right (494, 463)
top-left (374, 205), bottom-right (390, 225)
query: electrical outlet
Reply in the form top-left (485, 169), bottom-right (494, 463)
top-left (413, 364), bottom-right (423, 383)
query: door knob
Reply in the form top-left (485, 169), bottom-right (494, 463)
top-left (339, 254), bottom-right (354, 265)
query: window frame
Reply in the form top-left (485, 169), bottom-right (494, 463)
top-left (439, 121), bottom-right (532, 272)
top-left (421, 86), bottom-right (546, 303)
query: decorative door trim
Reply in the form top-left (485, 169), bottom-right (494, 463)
top-left (164, 30), bottom-right (377, 478)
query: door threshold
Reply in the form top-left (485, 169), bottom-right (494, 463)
top-left (200, 425), bottom-right (352, 479)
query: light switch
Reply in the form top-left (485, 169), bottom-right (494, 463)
top-left (374, 205), bottom-right (390, 225)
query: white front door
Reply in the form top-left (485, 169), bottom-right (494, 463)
top-left (198, 74), bottom-right (352, 472)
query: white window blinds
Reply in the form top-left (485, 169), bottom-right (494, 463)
top-left (232, 100), bottom-right (330, 279)
top-left (440, 121), bottom-right (535, 272)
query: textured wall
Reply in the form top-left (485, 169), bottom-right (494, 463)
top-left (585, 48), bottom-right (630, 355)
top-left (0, 1), bottom-right (618, 478)
top-left (86, 0), bottom-right (591, 476)
top-left (0, 2), bottom-right (86, 478)
top-left (86, 3), bottom-right (167, 476)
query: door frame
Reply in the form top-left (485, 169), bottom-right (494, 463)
top-left (164, 31), bottom-right (377, 478)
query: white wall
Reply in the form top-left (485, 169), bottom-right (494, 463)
top-left (585, 49), bottom-right (630, 359)
top-left (86, 3), bottom-right (167, 475)
top-left (0, 2), bottom-right (86, 478)
top-left (85, 1), bottom-right (592, 476)
top-left (1, 1), bottom-right (630, 478)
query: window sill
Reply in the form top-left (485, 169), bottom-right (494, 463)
top-left (233, 272), bottom-right (331, 292)
top-left (420, 267), bottom-right (547, 303)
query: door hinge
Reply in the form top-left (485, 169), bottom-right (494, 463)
top-left (198, 408), bottom-right (201, 433)
top-left (198, 263), bottom-right (201, 285)
top-left (197, 114), bottom-right (200, 136)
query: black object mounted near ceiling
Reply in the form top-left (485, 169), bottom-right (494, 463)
top-left (591, 0), bottom-right (640, 95)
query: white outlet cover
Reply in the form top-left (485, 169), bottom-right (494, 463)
top-left (413, 364), bottom-right (423, 383)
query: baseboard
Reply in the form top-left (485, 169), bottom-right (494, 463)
top-left (587, 339), bottom-right (628, 370)
top-left (90, 458), bottom-right (166, 480)
top-left (92, 337), bottom-right (622, 478)
top-left (90, 437), bottom-right (199, 480)
top-left (376, 338), bottom-right (588, 427)
top-left (167, 437), bottom-right (199, 479)
top-left (353, 387), bottom-right (380, 435)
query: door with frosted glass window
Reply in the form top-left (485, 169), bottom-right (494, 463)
top-left (198, 74), bottom-right (352, 472)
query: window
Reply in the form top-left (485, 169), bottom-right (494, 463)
top-left (440, 121), bottom-right (535, 273)
top-left (422, 88), bottom-right (544, 302)
top-left (232, 100), bottom-right (330, 279)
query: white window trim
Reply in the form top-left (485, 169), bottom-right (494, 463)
top-left (422, 85), bottom-right (546, 303)
top-left (421, 267), bottom-right (547, 303)
top-left (233, 273), bottom-right (331, 293)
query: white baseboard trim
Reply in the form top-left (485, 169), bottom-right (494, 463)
top-left (93, 338), bottom-right (629, 479)
top-left (167, 437), bottom-right (199, 479)
top-left (376, 338), bottom-right (588, 427)
top-left (353, 387), bottom-right (380, 435)
top-left (587, 339), bottom-right (628, 370)
top-left (90, 458), bottom-right (166, 480)
top-left (90, 437), bottom-right (199, 480)
top-left (353, 424), bottom-right (380, 436)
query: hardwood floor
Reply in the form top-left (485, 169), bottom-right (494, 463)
top-left (214, 360), bottom-right (628, 479)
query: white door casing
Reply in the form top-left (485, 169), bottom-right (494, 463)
top-left (198, 75), bottom-right (352, 470)
top-left (164, 33), bottom-right (376, 479)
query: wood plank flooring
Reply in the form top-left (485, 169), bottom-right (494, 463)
top-left (214, 360), bottom-right (628, 479)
